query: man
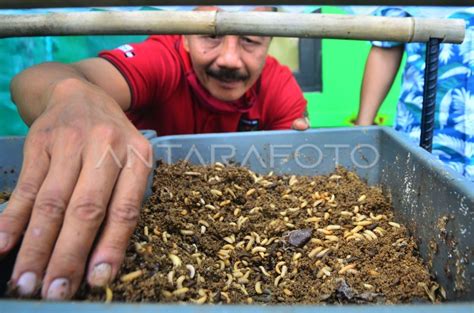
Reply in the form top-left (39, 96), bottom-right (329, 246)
top-left (356, 6), bottom-right (473, 180)
top-left (0, 6), bottom-right (309, 300)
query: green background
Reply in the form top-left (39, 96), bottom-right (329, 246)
top-left (0, 6), bottom-right (404, 136)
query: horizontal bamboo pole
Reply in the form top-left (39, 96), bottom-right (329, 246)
top-left (217, 12), bottom-right (466, 43)
top-left (0, 0), bottom-right (469, 8)
top-left (0, 11), bottom-right (465, 44)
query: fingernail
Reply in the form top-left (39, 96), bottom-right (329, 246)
top-left (17, 272), bottom-right (37, 296)
top-left (89, 263), bottom-right (112, 287)
top-left (0, 232), bottom-right (9, 250)
top-left (47, 278), bottom-right (70, 300)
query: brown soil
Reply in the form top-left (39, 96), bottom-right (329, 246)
top-left (78, 161), bottom-right (443, 304)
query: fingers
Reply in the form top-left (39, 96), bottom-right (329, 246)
top-left (10, 132), bottom-right (82, 296)
top-left (0, 133), bottom-right (50, 255)
top-left (87, 140), bottom-right (152, 287)
top-left (41, 134), bottom-right (124, 300)
top-left (291, 117), bottom-right (310, 131)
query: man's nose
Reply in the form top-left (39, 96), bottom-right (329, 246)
top-left (215, 36), bottom-right (243, 69)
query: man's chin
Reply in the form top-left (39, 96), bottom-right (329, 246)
top-left (208, 81), bottom-right (246, 101)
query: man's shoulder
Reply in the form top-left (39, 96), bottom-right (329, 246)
top-left (144, 35), bottom-right (182, 49)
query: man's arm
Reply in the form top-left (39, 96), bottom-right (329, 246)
top-left (0, 58), bottom-right (151, 299)
top-left (11, 58), bottom-right (131, 124)
top-left (356, 45), bottom-right (404, 126)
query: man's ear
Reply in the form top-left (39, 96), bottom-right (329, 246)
top-left (182, 35), bottom-right (190, 52)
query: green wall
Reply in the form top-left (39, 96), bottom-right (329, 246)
top-left (306, 6), bottom-right (404, 128)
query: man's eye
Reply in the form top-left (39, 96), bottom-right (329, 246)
top-left (242, 37), bottom-right (255, 44)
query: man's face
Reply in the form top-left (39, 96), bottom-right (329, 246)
top-left (183, 7), bottom-right (272, 102)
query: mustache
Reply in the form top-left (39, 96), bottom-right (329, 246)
top-left (206, 67), bottom-right (249, 82)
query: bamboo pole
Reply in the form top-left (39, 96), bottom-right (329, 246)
top-left (0, 11), bottom-right (465, 44)
top-left (0, 0), bottom-right (468, 8)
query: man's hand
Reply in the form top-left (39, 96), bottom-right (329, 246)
top-left (291, 117), bottom-right (310, 131)
top-left (0, 78), bottom-right (151, 299)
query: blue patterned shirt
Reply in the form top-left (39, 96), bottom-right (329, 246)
top-left (373, 7), bottom-right (474, 181)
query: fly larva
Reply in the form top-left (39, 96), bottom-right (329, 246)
top-left (326, 225), bottom-right (342, 230)
top-left (251, 231), bottom-right (261, 243)
top-left (162, 231), bottom-right (169, 244)
top-left (246, 188), bottom-right (256, 197)
top-left (169, 254), bottom-right (182, 268)
top-left (374, 227), bottom-right (385, 236)
top-left (249, 206), bottom-right (261, 214)
top-left (226, 274), bottom-right (234, 286)
top-left (286, 223), bottom-right (296, 228)
top-left (251, 246), bottom-right (267, 254)
top-left (353, 220), bottom-right (373, 226)
top-left (176, 275), bottom-right (186, 289)
top-left (317, 228), bottom-right (333, 235)
top-left (215, 162), bottom-right (225, 168)
top-left (255, 281), bottom-right (263, 294)
top-left (162, 290), bottom-right (173, 298)
top-left (186, 264), bottom-right (196, 279)
top-left (212, 212), bottom-right (222, 220)
top-left (167, 270), bottom-right (175, 285)
top-left (364, 230), bottom-right (378, 240)
top-left (329, 174), bottom-right (342, 180)
top-left (280, 265), bottom-right (288, 278)
top-left (223, 235), bottom-right (236, 244)
top-left (245, 236), bottom-right (255, 251)
top-left (316, 248), bottom-right (330, 258)
top-left (363, 232), bottom-right (374, 241)
top-left (368, 269), bottom-right (380, 276)
top-left (192, 295), bottom-right (207, 304)
top-left (233, 208), bottom-right (241, 216)
top-left (300, 200), bottom-right (308, 208)
top-left (221, 291), bottom-right (231, 304)
top-left (120, 270), bottom-right (143, 283)
top-left (210, 189), bottom-right (223, 197)
top-left (274, 275), bottom-right (283, 287)
top-left (105, 286), bottom-right (113, 303)
top-left (222, 244), bottom-right (235, 251)
top-left (340, 211), bottom-right (354, 217)
top-left (230, 183), bottom-right (242, 191)
top-left (275, 261), bottom-right (286, 274)
top-left (304, 216), bottom-right (321, 223)
top-left (358, 195), bottom-right (367, 202)
top-left (180, 229), bottom-right (194, 236)
top-left (200, 225), bottom-right (207, 234)
top-left (353, 205), bottom-right (360, 213)
top-left (309, 246), bottom-right (324, 258)
top-left (143, 226), bottom-right (149, 237)
top-left (153, 227), bottom-right (161, 236)
top-left (260, 238), bottom-right (268, 245)
top-left (310, 238), bottom-right (324, 245)
top-left (218, 260), bottom-right (226, 270)
top-left (235, 240), bottom-right (245, 249)
top-left (328, 194), bottom-right (335, 202)
top-left (349, 225), bottom-right (364, 234)
top-left (292, 253), bottom-right (302, 262)
top-left (325, 235), bottom-right (339, 242)
top-left (288, 207), bottom-right (300, 212)
top-left (184, 171), bottom-right (201, 176)
top-left (370, 212), bottom-right (386, 221)
top-left (237, 216), bottom-right (249, 230)
top-left (324, 212), bottom-right (330, 220)
top-left (259, 266), bottom-right (271, 277)
top-left (313, 199), bottom-right (324, 207)
top-left (205, 204), bottom-right (217, 210)
top-left (225, 188), bottom-right (236, 199)
top-left (317, 266), bottom-right (331, 278)
top-left (338, 263), bottom-right (356, 274)
top-left (173, 287), bottom-right (189, 296)
top-left (282, 194), bottom-right (292, 200)
top-left (388, 221), bottom-right (401, 228)
top-left (289, 175), bottom-right (298, 186)
top-left (220, 200), bottom-right (231, 207)
top-left (363, 283), bottom-right (374, 289)
top-left (283, 288), bottom-right (293, 296)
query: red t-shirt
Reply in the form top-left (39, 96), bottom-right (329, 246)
top-left (99, 35), bottom-right (307, 136)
